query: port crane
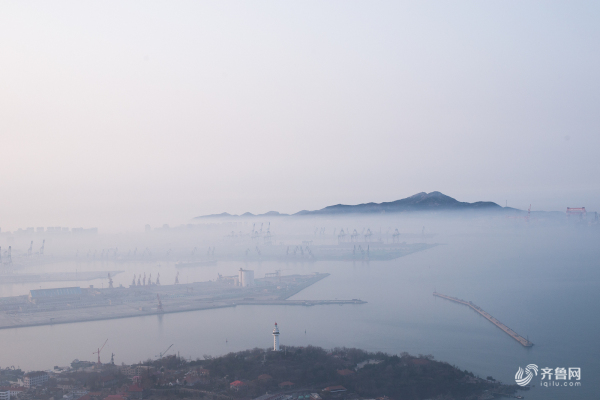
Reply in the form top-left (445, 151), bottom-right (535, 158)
top-left (156, 344), bottom-right (173, 359)
top-left (157, 294), bottom-right (164, 312)
top-left (93, 339), bottom-right (108, 365)
top-left (392, 229), bottom-right (400, 243)
top-left (264, 222), bottom-right (272, 245)
top-left (337, 229), bottom-right (346, 243)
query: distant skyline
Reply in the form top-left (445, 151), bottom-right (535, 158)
top-left (1, 1), bottom-right (599, 232)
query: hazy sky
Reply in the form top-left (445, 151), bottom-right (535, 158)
top-left (1, 1), bottom-right (599, 231)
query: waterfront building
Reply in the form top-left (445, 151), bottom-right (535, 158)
top-left (278, 381), bottom-right (294, 389)
top-left (322, 386), bottom-right (347, 393)
top-left (5, 388), bottom-right (24, 398)
top-left (28, 287), bottom-right (82, 305)
top-left (22, 371), bottom-right (48, 388)
top-left (230, 380), bottom-right (247, 391)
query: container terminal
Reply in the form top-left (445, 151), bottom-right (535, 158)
top-left (0, 272), bottom-right (365, 330)
top-left (433, 292), bottom-right (533, 347)
top-left (173, 243), bottom-right (437, 264)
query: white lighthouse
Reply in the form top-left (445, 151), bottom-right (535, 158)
top-left (273, 322), bottom-right (280, 351)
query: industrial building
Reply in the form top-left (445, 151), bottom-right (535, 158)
top-left (238, 268), bottom-right (255, 287)
top-left (28, 287), bottom-right (83, 304)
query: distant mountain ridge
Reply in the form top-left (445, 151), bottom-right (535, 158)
top-left (295, 191), bottom-right (501, 215)
top-left (194, 192), bottom-right (503, 219)
top-left (195, 211), bottom-right (289, 219)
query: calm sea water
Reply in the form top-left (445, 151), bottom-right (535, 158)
top-left (0, 225), bottom-right (598, 400)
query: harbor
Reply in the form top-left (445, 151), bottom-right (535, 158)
top-left (0, 272), bottom-right (365, 330)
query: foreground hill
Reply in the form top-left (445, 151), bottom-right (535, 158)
top-left (142, 346), bottom-right (523, 400)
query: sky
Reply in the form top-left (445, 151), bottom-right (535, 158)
top-left (1, 1), bottom-right (599, 232)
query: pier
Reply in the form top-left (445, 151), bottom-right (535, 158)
top-left (433, 292), bottom-right (533, 347)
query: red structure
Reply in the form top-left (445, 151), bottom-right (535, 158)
top-left (93, 339), bottom-right (108, 365)
top-left (567, 207), bottom-right (587, 219)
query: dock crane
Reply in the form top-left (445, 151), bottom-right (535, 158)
top-left (27, 241), bottom-right (33, 256)
top-left (40, 240), bottom-right (45, 255)
top-left (157, 294), bottom-right (164, 312)
top-left (108, 273), bottom-right (113, 289)
top-left (338, 229), bottom-right (346, 243)
top-left (154, 345), bottom-right (173, 360)
top-left (93, 339), bottom-right (108, 365)
top-left (157, 344), bottom-right (173, 359)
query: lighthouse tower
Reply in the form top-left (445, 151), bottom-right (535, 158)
top-left (273, 322), bottom-right (280, 351)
